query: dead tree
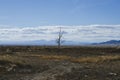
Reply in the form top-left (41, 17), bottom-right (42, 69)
top-left (56, 27), bottom-right (64, 48)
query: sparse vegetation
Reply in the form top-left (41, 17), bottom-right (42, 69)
top-left (0, 46), bottom-right (120, 80)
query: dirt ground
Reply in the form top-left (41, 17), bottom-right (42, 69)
top-left (0, 46), bottom-right (120, 80)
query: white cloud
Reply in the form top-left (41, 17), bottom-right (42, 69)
top-left (0, 25), bottom-right (120, 42)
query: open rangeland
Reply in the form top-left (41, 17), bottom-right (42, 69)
top-left (0, 46), bottom-right (120, 80)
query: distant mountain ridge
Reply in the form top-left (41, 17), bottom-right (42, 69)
top-left (0, 40), bottom-right (90, 46)
top-left (100, 40), bottom-right (120, 44)
top-left (93, 40), bottom-right (120, 45)
top-left (1, 40), bottom-right (120, 46)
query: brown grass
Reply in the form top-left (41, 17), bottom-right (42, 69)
top-left (0, 55), bottom-right (27, 65)
top-left (70, 55), bottom-right (120, 63)
top-left (38, 55), bottom-right (71, 61)
top-left (25, 54), bottom-right (120, 63)
top-left (0, 54), bottom-right (120, 65)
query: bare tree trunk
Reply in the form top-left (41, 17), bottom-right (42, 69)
top-left (56, 27), bottom-right (63, 48)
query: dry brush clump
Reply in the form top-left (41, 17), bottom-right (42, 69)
top-left (0, 55), bottom-right (28, 65)
top-left (0, 55), bottom-right (38, 74)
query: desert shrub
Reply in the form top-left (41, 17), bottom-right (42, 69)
top-left (5, 48), bottom-right (13, 54)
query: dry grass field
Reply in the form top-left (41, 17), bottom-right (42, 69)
top-left (0, 46), bottom-right (120, 80)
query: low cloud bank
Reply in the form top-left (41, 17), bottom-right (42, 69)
top-left (0, 25), bottom-right (120, 43)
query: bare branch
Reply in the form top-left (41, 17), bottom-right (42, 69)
top-left (56, 27), bottom-right (64, 48)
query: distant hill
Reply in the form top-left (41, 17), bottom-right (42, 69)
top-left (93, 40), bottom-right (120, 45)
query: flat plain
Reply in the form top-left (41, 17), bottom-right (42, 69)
top-left (0, 46), bottom-right (120, 80)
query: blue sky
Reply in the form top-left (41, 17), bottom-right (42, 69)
top-left (0, 0), bottom-right (120, 43)
top-left (0, 0), bottom-right (120, 26)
